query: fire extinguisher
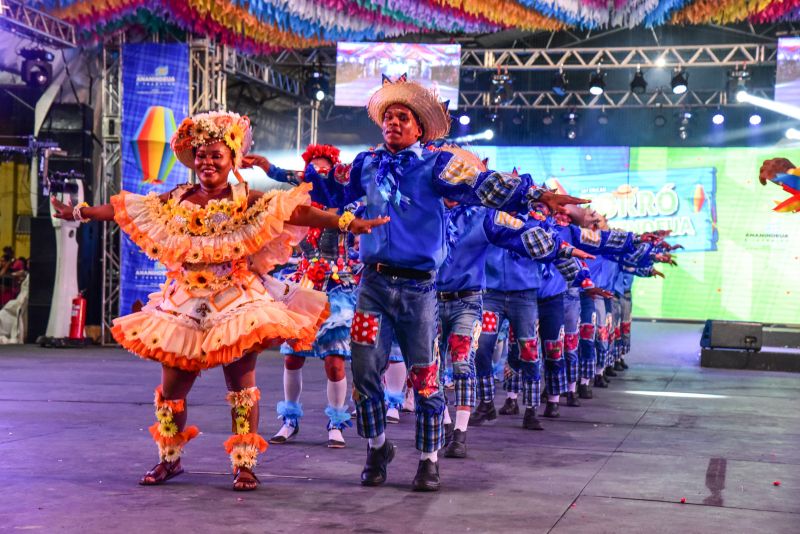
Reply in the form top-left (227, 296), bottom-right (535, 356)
top-left (69, 292), bottom-right (87, 340)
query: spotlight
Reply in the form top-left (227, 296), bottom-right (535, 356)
top-left (491, 68), bottom-right (513, 106)
top-left (749, 113), bottom-right (762, 126)
top-left (589, 69), bottom-right (605, 96)
top-left (458, 114), bottom-right (471, 126)
top-left (598, 111), bottom-right (609, 125)
top-left (712, 112), bottom-right (725, 125)
top-left (786, 128), bottom-right (800, 140)
top-left (305, 68), bottom-right (329, 102)
top-left (727, 66), bottom-right (750, 102)
top-left (671, 68), bottom-right (688, 95)
top-left (19, 48), bottom-right (54, 89)
top-left (630, 67), bottom-right (647, 95)
top-left (564, 111), bottom-right (578, 140)
top-left (654, 115), bottom-right (666, 127)
top-left (487, 111), bottom-right (498, 123)
top-left (678, 110), bottom-right (691, 140)
top-left (679, 127), bottom-right (689, 140)
top-left (655, 56), bottom-right (667, 68)
top-left (542, 111), bottom-right (554, 125)
top-left (551, 70), bottom-right (567, 97)
top-left (484, 129), bottom-right (495, 140)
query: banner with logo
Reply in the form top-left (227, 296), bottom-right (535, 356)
top-left (119, 43), bottom-right (189, 315)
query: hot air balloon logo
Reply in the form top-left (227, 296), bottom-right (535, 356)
top-left (131, 105), bottom-right (177, 184)
top-left (693, 183), bottom-right (706, 212)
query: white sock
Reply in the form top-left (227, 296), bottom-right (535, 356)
top-left (284, 367), bottom-right (302, 403)
top-left (386, 407), bottom-right (400, 422)
top-left (443, 406), bottom-right (452, 425)
top-left (580, 377), bottom-right (590, 385)
top-left (420, 450), bottom-right (438, 462)
top-left (568, 382), bottom-right (577, 393)
top-left (327, 377), bottom-right (347, 409)
top-left (507, 392), bottom-right (518, 400)
top-left (455, 409), bottom-right (470, 432)
top-left (548, 394), bottom-right (560, 403)
top-left (328, 428), bottom-right (344, 442)
top-left (384, 361), bottom-right (407, 394)
top-left (369, 432), bottom-right (386, 449)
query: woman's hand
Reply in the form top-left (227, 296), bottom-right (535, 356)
top-left (348, 216), bottom-right (390, 235)
top-left (51, 196), bottom-right (75, 220)
top-left (241, 154), bottom-right (271, 173)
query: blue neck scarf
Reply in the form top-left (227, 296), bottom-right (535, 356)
top-left (372, 148), bottom-right (418, 209)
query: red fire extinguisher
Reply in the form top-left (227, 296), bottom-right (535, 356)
top-left (69, 292), bottom-right (86, 340)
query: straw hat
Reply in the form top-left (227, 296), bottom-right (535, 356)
top-left (367, 74), bottom-right (451, 143)
top-left (170, 111), bottom-right (253, 171)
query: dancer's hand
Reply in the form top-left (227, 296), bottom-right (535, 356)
top-left (571, 248), bottom-right (595, 261)
top-left (538, 191), bottom-right (590, 214)
top-left (585, 287), bottom-right (613, 299)
top-left (241, 154), bottom-right (271, 172)
top-left (759, 158), bottom-right (795, 185)
top-left (651, 268), bottom-right (665, 278)
top-left (349, 216), bottom-right (390, 235)
top-left (50, 196), bottom-right (74, 220)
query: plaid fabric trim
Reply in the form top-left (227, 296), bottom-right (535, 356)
top-left (521, 378), bottom-right (541, 408)
top-left (522, 227), bottom-right (556, 260)
top-left (544, 360), bottom-right (568, 396)
top-left (579, 227), bottom-right (602, 247)
top-left (503, 367), bottom-right (522, 393)
top-left (476, 171), bottom-right (521, 208)
top-left (578, 351), bottom-right (596, 379)
top-left (415, 406), bottom-right (445, 452)
top-left (476, 374), bottom-right (496, 402)
top-left (555, 257), bottom-right (581, 283)
top-left (438, 155), bottom-right (481, 186)
top-left (605, 230), bottom-right (629, 251)
top-left (355, 397), bottom-right (386, 439)
top-left (453, 374), bottom-right (477, 407)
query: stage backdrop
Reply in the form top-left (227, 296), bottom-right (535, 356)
top-left (120, 43), bottom-right (190, 315)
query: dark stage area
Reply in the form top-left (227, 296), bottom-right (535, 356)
top-left (0, 322), bottom-right (797, 533)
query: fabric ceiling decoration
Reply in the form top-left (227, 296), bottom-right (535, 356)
top-left (33, 0), bottom-right (800, 55)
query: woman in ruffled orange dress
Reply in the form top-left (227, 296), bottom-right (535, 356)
top-left (50, 111), bottom-right (387, 491)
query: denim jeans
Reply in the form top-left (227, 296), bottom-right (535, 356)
top-left (438, 293), bottom-right (483, 408)
top-left (538, 292), bottom-right (566, 396)
top-left (474, 289), bottom-right (541, 408)
top-left (593, 296), bottom-right (611, 372)
top-left (578, 292), bottom-right (597, 380)
top-left (350, 266), bottom-right (445, 452)
top-left (620, 290), bottom-right (632, 355)
top-left (563, 287), bottom-right (581, 384)
top-left (610, 295), bottom-right (622, 362)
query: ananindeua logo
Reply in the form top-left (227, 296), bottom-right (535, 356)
top-left (136, 65), bottom-right (176, 85)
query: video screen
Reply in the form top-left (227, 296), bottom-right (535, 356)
top-left (335, 42), bottom-right (460, 109)
top-left (776, 37), bottom-right (800, 106)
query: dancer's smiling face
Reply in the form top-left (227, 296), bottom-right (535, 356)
top-left (194, 141), bottom-right (233, 189)
top-left (382, 104), bottom-right (423, 152)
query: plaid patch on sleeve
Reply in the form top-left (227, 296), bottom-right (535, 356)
top-left (476, 172), bottom-right (521, 208)
top-left (493, 210), bottom-right (524, 229)
top-left (521, 226), bottom-right (556, 259)
top-left (579, 228), bottom-right (602, 247)
top-left (555, 258), bottom-right (581, 282)
top-left (438, 155), bottom-right (480, 186)
top-left (605, 230), bottom-right (628, 250)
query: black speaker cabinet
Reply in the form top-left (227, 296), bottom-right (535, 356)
top-left (700, 320), bottom-right (762, 352)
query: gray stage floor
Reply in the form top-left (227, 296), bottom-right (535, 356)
top-left (0, 322), bottom-right (798, 533)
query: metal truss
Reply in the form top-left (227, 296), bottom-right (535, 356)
top-left (190, 38), bottom-right (226, 115)
top-left (296, 101), bottom-right (319, 152)
top-left (0, 0), bottom-right (76, 48)
top-left (220, 46), bottom-right (302, 99)
top-left (100, 35), bottom-right (122, 344)
top-left (459, 88), bottom-right (772, 110)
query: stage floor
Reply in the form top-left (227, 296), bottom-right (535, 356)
top-left (1, 322), bottom-right (798, 533)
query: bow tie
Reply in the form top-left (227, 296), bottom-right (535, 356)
top-left (373, 150), bottom-right (416, 209)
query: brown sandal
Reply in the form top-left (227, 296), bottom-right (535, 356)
top-left (139, 459), bottom-right (184, 485)
top-left (233, 467), bottom-right (260, 491)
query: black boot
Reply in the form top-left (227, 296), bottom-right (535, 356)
top-left (469, 400), bottom-right (497, 426)
top-left (360, 440), bottom-right (396, 486)
top-left (412, 459), bottom-right (440, 491)
top-left (566, 391), bottom-right (582, 407)
top-left (444, 422), bottom-right (455, 447)
top-left (543, 401), bottom-right (560, 418)
top-left (620, 357), bottom-right (629, 370)
top-left (594, 375), bottom-right (608, 388)
top-left (444, 429), bottom-right (467, 458)
top-left (498, 397), bottom-right (520, 415)
top-left (522, 407), bottom-right (544, 430)
top-left (605, 366), bottom-right (618, 377)
top-left (613, 361), bottom-right (624, 372)
top-left (578, 384), bottom-right (593, 399)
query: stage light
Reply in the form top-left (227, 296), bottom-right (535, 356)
top-left (597, 111), bottom-right (609, 125)
top-left (655, 56), bottom-right (667, 68)
top-left (712, 112), bottom-right (725, 125)
top-left (305, 68), bottom-right (329, 102)
top-left (630, 67), bottom-right (647, 95)
top-left (589, 69), bottom-right (605, 96)
top-left (542, 111), bottom-right (554, 125)
top-left (727, 66), bottom-right (750, 102)
top-left (551, 70), bottom-right (567, 97)
top-left (19, 48), bottom-right (54, 89)
top-left (749, 113), bottom-right (762, 126)
top-left (484, 129), bottom-right (495, 140)
top-left (786, 128), bottom-right (800, 140)
top-left (564, 111), bottom-right (578, 140)
top-left (491, 68), bottom-right (513, 106)
top-left (487, 111), bottom-right (498, 123)
top-left (458, 114), bottom-right (470, 126)
top-left (654, 115), bottom-right (666, 127)
top-left (671, 68), bottom-right (688, 95)
top-left (736, 91), bottom-right (800, 120)
top-left (678, 110), bottom-right (691, 140)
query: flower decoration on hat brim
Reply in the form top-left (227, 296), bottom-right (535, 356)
top-left (301, 144), bottom-right (341, 167)
top-left (367, 74), bottom-right (451, 143)
top-left (171, 111), bottom-right (253, 171)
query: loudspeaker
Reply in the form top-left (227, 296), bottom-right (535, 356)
top-left (700, 320), bottom-right (762, 352)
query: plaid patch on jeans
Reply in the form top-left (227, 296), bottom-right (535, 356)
top-left (565, 346), bottom-right (580, 384)
top-left (415, 406), bottom-right (445, 452)
top-left (521, 377), bottom-right (542, 408)
top-left (476, 171), bottom-right (522, 208)
top-left (578, 352), bottom-right (596, 380)
top-left (355, 397), bottom-right (386, 439)
top-left (503, 367), bottom-right (522, 393)
top-left (522, 226), bottom-right (557, 260)
top-left (476, 374), bottom-right (495, 402)
top-left (453, 373), bottom-right (477, 407)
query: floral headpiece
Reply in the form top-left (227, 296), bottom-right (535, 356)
top-left (301, 144), bottom-right (340, 167)
top-left (171, 111), bottom-right (253, 174)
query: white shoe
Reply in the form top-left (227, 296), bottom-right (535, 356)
top-left (327, 428), bottom-right (345, 448)
top-left (386, 407), bottom-right (400, 424)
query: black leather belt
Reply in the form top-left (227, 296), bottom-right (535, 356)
top-left (372, 263), bottom-right (433, 281)
top-left (437, 289), bottom-right (483, 302)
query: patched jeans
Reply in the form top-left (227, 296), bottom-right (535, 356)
top-left (350, 266), bottom-right (445, 452)
top-left (563, 287), bottom-right (581, 384)
top-left (578, 292), bottom-right (597, 380)
top-left (539, 292), bottom-right (566, 396)
top-left (474, 289), bottom-right (541, 408)
top-left (438, 293), bottom-right (483, 408)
